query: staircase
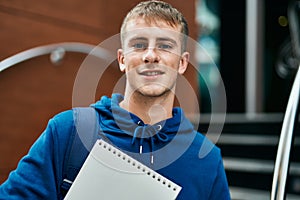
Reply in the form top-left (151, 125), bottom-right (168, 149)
top-left (197, 113), bottom-right (300, 200)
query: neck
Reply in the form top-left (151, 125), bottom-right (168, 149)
top-left (120, 91), bottom-right (175, 125)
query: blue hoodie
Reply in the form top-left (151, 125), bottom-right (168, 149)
top-left (0, 94), bottom-right (231, 199)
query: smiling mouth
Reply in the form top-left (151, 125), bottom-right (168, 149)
top-left (140, 71), bottom-right (164, 76)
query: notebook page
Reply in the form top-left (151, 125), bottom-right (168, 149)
top-left (64, 139), bottom-right (182, 200)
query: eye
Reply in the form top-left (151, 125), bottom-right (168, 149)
top-left (157, 43), bottom-right (173, 50)
top-left (132, 43), bottom-right (147, 50)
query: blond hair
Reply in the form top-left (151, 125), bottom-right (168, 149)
top-left (120, 0), bottom-right (189, 51)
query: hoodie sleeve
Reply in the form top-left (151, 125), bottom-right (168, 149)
top-left (208, 155), bottom-right (231, 200)
top-left (0, 110), bottom-right (74, 200)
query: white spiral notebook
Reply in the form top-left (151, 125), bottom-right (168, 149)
top-left (64, 139), bottom-right (182, 200)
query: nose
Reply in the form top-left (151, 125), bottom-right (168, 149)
top-left (142, 47), bottom-right (160, 63)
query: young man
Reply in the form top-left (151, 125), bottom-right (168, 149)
top-left (0, 1), bottom-right (231, 199)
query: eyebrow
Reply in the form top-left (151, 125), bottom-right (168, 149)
top-left (128, 37), bottom-right (178, 46)
top-left (156, 37), bottom-right (178, 46)
top-left (128, 37), bottom-right (147, 42)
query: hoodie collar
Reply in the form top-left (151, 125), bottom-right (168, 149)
top-left (91, 94), bottom-right (194, 164)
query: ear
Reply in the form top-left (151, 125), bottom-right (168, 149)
top-left (117, 49), bottom-right (126, 72)
top-left (178, 52), bottom-right (189, 75)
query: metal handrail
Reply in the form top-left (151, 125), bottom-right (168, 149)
top-left (271, 1), bottom-right (300, 199)
top-left (0, 42), bottom-right (111, 72)
top-left (271, 66), bottom-right (300, 200)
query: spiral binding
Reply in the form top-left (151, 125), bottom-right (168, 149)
top-left (98, 140), bottom-right (179, 192)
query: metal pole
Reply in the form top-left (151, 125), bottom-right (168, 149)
top-left (245, 0), bottom-right (264, 115)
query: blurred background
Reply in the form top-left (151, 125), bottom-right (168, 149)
top-left (1, 0), bottom-right (300, 199)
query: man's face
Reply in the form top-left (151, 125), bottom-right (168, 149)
top-left (118, 17), bottom-right (189, 98)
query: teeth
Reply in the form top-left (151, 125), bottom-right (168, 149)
top-left (143, 71), bottom-right (161, 76)
top-left (147, 72), bottom-right (158, 76)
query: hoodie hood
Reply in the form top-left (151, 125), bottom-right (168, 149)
top-left (91, 94), bottom-right (195, 165)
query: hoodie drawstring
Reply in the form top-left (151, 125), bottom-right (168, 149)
top-left (131, 122), bottom-right (167, 164)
